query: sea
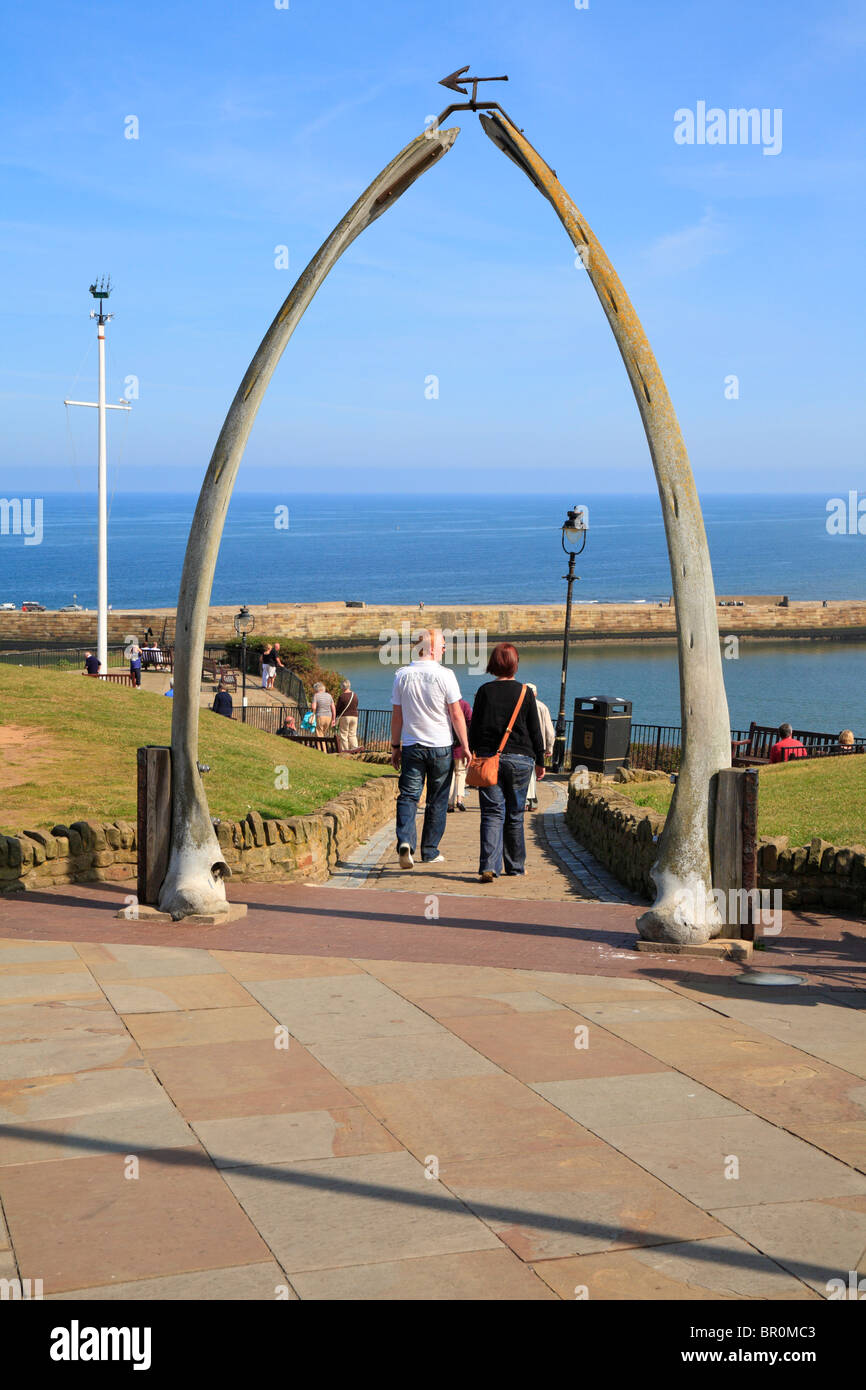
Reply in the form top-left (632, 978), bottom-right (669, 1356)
top-left (1, 492), bottom-right (864, 732)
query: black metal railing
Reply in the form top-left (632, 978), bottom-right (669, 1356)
top-left (273, 663), bottom-right (308, 710)
top-left (0, 644), bottom-right (128, 669)
top-left (627, 723), bottom-right (683, 773)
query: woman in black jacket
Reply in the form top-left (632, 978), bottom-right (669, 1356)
top-left (469, 643), bottom-right (545, 882)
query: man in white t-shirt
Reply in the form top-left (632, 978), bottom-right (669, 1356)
top-left (390, 628), bottom-right (470, 870)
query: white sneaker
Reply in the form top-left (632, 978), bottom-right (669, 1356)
top-left (398, 844), bottom-right (414, 870)
top-left (424, 854), bottom-right (446, 864)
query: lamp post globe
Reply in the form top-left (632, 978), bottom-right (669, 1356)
top-left (551, 507), bottom-right (587, 773)
top-left (233, 605), bottom-right (255, 723)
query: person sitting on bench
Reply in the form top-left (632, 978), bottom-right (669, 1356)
top-left (769, 722), bottom-right (807, 764)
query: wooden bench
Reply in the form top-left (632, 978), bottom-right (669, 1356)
top-left (282, 732), bottom-right (339, 755)
top-left (731, 723), bottom-right (848, 767)
top-left (217, 665), bottom-right (238, 691)
top-left (141, 645), bottom-right (172, 672)
top-left (84, 671), bottom-right (135, 687)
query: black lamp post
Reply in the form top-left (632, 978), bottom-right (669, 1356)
top-left (233, 604), bottom-right (255, 723)
top-left (551, 507), bottom-right (588, 772)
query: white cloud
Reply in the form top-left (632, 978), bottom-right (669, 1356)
top-left (642, 210), bottom-right (728, 275)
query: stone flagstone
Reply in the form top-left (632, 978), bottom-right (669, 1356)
top-left (222, 1150), bottom-right (501, 1273)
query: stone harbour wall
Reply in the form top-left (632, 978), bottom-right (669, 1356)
top-left (566, 778), bottom-right (866, 917)
top-left (3, 597), bottom-right (866, 650)
top-left (0, 774), bottom-right (397, 895)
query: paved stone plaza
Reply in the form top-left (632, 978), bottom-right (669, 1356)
top-left (0, 825), bottom-right (864, 1301)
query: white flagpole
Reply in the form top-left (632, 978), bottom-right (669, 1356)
top-left (63, 278), bottom-right (131, 676)
top-left (96, 312), bottom-right (108, 673)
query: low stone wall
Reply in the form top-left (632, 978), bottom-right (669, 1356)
top-left (213, 774), bottom-right (397, 884)
top-left (0, 820), bottom-right (138, 893)
top-left (566, 778), bottom-right (866, 915)
top-left (758, 836), bottom-right (866, 914)
top-left (566, 782), bottom-right (662, 899)
top-left (0, 774), bottom-right (397, 895)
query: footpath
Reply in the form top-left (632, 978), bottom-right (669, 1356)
top-left (0, 780), bottom-right (864, 1300)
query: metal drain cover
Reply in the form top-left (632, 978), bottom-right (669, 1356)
top-left (734, 970), bottom-right (806, 987)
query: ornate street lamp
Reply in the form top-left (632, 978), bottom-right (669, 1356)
top-left (551, 507), bottom-right (587, 772)
top-left (233, 604), bottom-right (255, 723)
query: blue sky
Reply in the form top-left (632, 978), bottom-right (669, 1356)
top-left (1, 0), bottom-right (864, 494)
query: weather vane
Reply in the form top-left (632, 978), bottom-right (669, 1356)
top-left (436, 66), bottom-right (518, 129)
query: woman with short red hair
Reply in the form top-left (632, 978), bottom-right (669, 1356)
top-left (469, 643), bottom-right (545, 882)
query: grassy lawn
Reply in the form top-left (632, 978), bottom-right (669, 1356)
top-left (625, 756), bottom-right (866, 847)
top-left (0, 665), bottom-right (392, 833)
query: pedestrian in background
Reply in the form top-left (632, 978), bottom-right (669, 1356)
top-left (335, 679), bottom-right (360, 751)
top-left (524, 682), bottom-right (555, 810)
top-left (128, 640), bottom-right (142, 689)
top-left (84, 651), bottom-right (100, 677)
top-left (270, 643), bottom-right (285, 690)
top-left (447, 697), bottom-right (473, 812)
top-left (311, 682), bottom-right (336, 735)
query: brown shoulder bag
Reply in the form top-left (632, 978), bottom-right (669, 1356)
top-left (465, 684), bottom-right (528, 789)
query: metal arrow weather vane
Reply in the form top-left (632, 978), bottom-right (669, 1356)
top-left (436, 66), bottom-right (518, 128)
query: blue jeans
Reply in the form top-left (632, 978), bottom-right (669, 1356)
top-left (396, 745), bottom-right (453, 860)
top-left (478, 753), bottom-right (535, 875)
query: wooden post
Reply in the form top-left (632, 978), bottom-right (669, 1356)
top-left (712, 767), bottom-right (745, 937)
top-left (740, 767), bottom-right (760, 942)
top-left (137, 746), bottom-right (172, 906)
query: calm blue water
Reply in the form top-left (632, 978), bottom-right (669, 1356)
top-left (2, 492), bottom-right (864, 608)
top-left (1, 492), bottom-right (864, 730)
top-left (338, 641), bottom-right (866, 739)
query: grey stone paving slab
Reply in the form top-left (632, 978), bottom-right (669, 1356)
top-left (0, 942), bottom-right (80, 963)
top-left (0, 1067), bottom-right (167, 1125)
top-left (0, 1000), bottom-right (122, 1045)
top-left (533, 1236), bottom-right (819, 1301)
top-left (307, 1032), bottom-right (500, 1086)
top-left (45, 1262), bottom-right (295, 1300)
top-left (603, 1114), bottom-right (866, 1208)
top-left (222, 1150), bottom-right (500, 1272)
top-left (572, 996), bottom-right (725, 1025)
top-left (0, 972), bottom-right (101, 1005)
top-left (291, 1247), bottom-right (558, 1300)
top-left (191, 1107), bottom-right (400, 1169)
top-left (77, 943), bottom-right (225, 980)
top-left (0, 1032), bottom-right (142, 1081)
top-left (0, 1103), bottom-right (195, 1166)
top-left (245, 974), bottom-right (446, 1044)
top-left (711, 1197), bottom-right (866, 1296)
top-left (533, 1072), bottom-right (746, 1132)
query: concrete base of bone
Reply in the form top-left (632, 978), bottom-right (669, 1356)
top-left (118, 902), bottom-right (247, 925)
top-left (634, 937), bottom-right (752, 960)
